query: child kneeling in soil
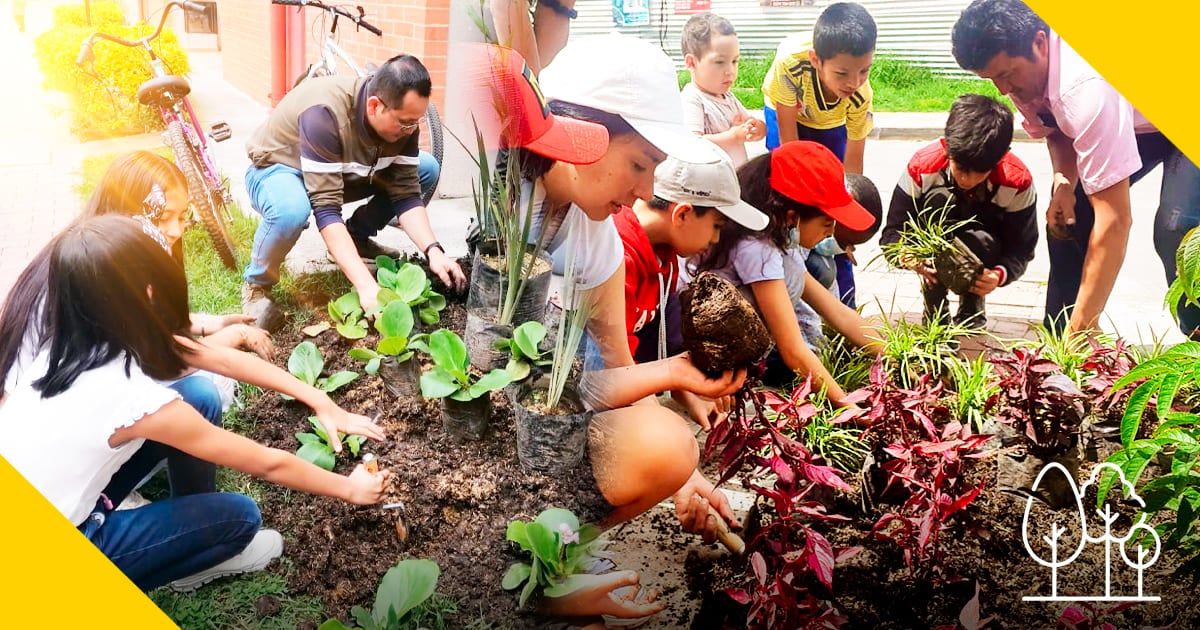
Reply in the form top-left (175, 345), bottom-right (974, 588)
top-left (78, 150), bottom-right (375, 507)
top-left (880, 94), bottom-right (1037, 328)
top-left (691, 141), bottom-right (882, 399)
top-left (0, 216), bottom-right (390, 592)
top-left (615, 148), bottom-right (767, 427)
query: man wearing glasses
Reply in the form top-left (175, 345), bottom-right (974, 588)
top-left (242, 53), bottom-right (465, 330)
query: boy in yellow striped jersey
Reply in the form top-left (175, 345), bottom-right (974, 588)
top-left (762, 2), bottom-right (876, 175)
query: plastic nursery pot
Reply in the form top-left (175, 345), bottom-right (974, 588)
top-left (441, 394), bottom-right (493, 441)
top-left (466, 241), bottom-right (553, 326)
top-left (507, 377), bottom-right (592, 474)
top-left (465, 309), bottom-right (513, 373)
top-left (377, 356), bottom-right (421, 399)
top-left (988, 420), bottom-right (1082, 510)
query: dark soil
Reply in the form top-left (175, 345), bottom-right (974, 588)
top-left (241, 265), bottom-right (607, 628)
top-left (685, 454), bottom-right (1200, 629)
top-left (679, 273), bottom-right (774, 376)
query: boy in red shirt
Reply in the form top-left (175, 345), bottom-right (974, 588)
top-left (614, 146), bottom-right (767, 426)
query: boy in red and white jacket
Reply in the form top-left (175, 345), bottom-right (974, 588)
top-left (881, 94), bottom-right (1038, 328)
top-left (614, 145), bottom-right (767, 426)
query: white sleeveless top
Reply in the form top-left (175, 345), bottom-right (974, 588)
top-left (1, 349), bottom-right (179, 525)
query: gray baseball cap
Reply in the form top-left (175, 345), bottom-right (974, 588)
top-left (653, 145), bottom-right (768, 231)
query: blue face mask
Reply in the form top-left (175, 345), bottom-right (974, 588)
top-left (813, 236), bottom-right (843, 257)
top-left (787, 227), bottom-right (800, 249)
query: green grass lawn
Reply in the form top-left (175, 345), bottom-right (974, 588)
top-left (678, 54), bottom-right (1009, 112)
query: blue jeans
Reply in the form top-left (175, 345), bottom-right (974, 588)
top-left (80, 493), bottom-right (260, 591)
top-left (764, 106), bottom-right (849, 160)
top-left (101, 375), bottom-right (224, 499)
top-left (243, 151), bottom-right (440, 287)
top-left (1045, 132), bottom-right (1200, 335)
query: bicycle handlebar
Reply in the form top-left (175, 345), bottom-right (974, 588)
top-left (75, 1), bottom-right (210, 65)
top-left (270, 0), bottom-right (383, 37)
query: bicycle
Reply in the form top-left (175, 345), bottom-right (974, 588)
top-left (272, 0), bottom-right (444, 207)
top-left (76, 1), bottom-right (239, 270)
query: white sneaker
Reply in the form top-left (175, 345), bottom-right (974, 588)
top-left (116, 490), bottom-right (152, 511)
top-left (168, 529), bottom-right (284, 593)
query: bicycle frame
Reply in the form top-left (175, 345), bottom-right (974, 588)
top-left (80, 1), bottom-right (227, 202)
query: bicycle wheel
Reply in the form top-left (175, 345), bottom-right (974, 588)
top-left (420, 100), bottom-right (444, 207)
top-left (167, 120), bottom-right (238, 270)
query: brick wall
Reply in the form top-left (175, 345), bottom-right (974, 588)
top-left (217, 0), bottom-right (450, 111)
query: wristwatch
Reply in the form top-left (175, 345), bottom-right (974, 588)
top-left (423, 241), bottom-right (444, 258)
top-left (539, 0), bottom-right (577, 19)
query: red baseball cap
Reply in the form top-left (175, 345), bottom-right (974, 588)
top-left (465, 44), bottom-right (609, 165)
top-left (769, 141), bottom-right (874, 231)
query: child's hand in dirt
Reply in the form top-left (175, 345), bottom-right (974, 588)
top-left (314, 406), bottom-right (386, 450)
top-left (540, 570), bottom-right (665, 619)
top-left (237, 324), bottom-right (277, 361)
top-left (673, 470), bottom-right (740, 543)
top-left (344, 463), bottom-right (392, 505)
top-left (970, 268), bottom-right (1002, 296)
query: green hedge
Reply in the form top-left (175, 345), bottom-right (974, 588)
top-left (34, 3), bottom-right (191, 140)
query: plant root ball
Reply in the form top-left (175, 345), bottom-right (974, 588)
top-left (679, 272), bottom-right (774, 376)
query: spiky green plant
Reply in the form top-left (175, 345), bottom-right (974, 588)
top-left (450, 121), bottom-right (552, 326)
top-left (874, 312), bottom-right (976, 390)
top-left (945, 355), bottom-right (997, 432)
top-left (818, 330), bottom-right (874, 394)
top-left (877, 196), bottom-right (975, 269)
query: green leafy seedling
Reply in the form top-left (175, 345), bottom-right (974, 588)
top-left (496, 321), bottom-right (552, 381)
top-left (295, 416), bottom-right (367, 471)
top-left (319, 558), bottom-right (441, 629)
top-left (283, 341), bottom-right (360, 400)
top-left (417, 329), bottom-right (513, 402)
top-left (502, 508), bottom-right (609, 608)
top-left (329, 291), bottom-right (369, 340)
top-left (375, 257), bottom-right (448, 326)
top-left (349, 300), bottom-right (418, 375)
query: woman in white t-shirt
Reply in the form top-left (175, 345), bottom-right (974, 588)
top-left (0, 216), bottom-right (390, 593)
top-left (476, 40), bottom-right (749, 621)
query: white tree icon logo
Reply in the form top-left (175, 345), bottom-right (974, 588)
top-left (1022, 462), bottom-right (1160, 602)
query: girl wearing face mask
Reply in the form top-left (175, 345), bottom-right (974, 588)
top-left (691, 141), bottom-right (881, 404)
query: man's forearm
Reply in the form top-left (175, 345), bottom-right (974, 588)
top-left (533, 0), bottom-right (574, 69)
top-left (1069, 181), bottom-right (1132, 333)
top-left (1046, 131), bottom-right (1079, 185)
top-left (394, 206), bottom-right (440, 253)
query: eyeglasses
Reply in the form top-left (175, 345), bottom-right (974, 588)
top-left (377, 96), bottom-right (424, 132)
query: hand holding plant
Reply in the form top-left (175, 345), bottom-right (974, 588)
top-left (296, 416), bottom-right (366, 468)
top-left (502, 508), bottom-right (611, 608)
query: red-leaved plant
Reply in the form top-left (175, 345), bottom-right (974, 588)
top-left (706, 377), bottom-right (860, 629)
top-left (986, 348), bottom-right (1085, 457)
top-left (858, 360), bottom-right (992, 582)
top-left (1077, 338), bottom-right (1139, 423)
